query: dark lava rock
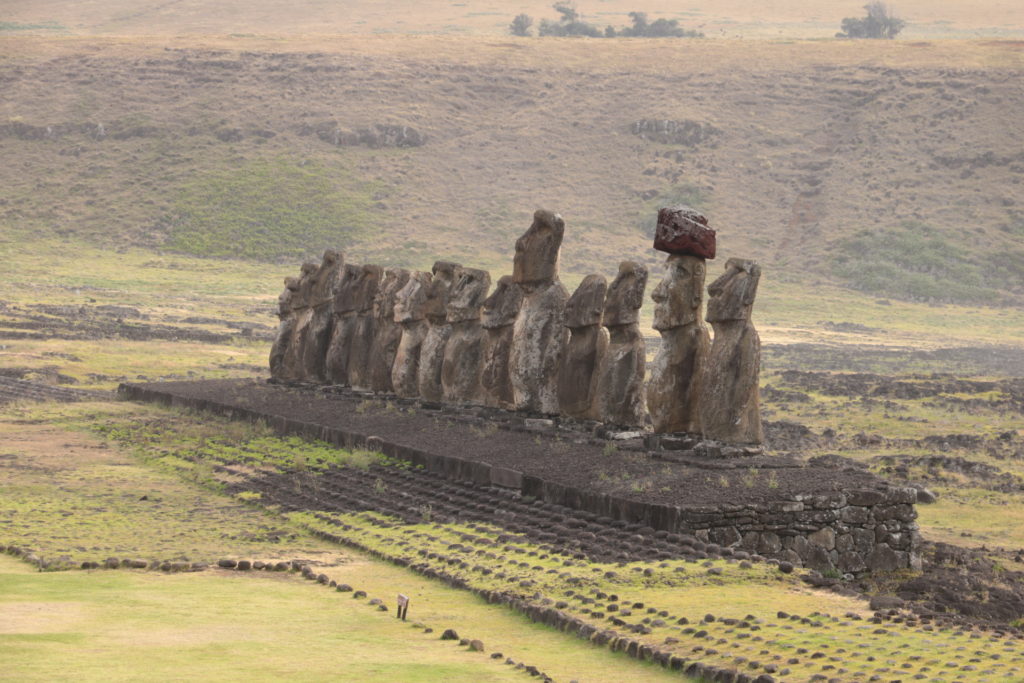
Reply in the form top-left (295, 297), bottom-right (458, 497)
top-left (217, 558), bottom-right (237, 569)
top-left (441, 628), bottom-right (459, 641)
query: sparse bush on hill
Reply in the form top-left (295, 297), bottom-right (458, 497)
top-left (509, 14), bottom-right (533, 37)
top-left (831, 221), bottom-right (1022, 304)
top-left (836, 2), bottom-right (906, 39)
top-left (530, 3), bottom-right (701, 38)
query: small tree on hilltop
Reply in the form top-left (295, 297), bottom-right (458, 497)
top-left (837, 2), bottom-right (906, 39)
top-left (510, 13), bottom-right (533, 36)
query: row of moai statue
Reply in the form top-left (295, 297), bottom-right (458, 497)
top-left (269, 206), bottom-right (762, 444)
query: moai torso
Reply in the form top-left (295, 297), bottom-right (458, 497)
top-left (417, 261), bottom-right (459, 402)
top-left (593, 261), bottom-right (648, 427)
top-left (646, 254), bottom-right (710, 434)
top-left (479, 276), bottom-right (524, 409)
top-left (557, 274), bottom-right (608, 419)
top-left (700, 258), bottom-right (763, 444)
top-left (391, 271), bottom-right (432, 398)
top-left (282, 261), bottom-right (318, 381)
top-left (325, 263), bottom-right (363, 385)
top-left (269, 276), bottom-right (300, 380)
top-left (509, 210), bottom-right (569, 414)
top-left (441, 266), bottom-right (491, 403)
top-left (369, 268), bottom-right (411, 393)
top-left (302, 249), bottom-right (344, 382)
top-left (347, 265), bottom-right (383, 390)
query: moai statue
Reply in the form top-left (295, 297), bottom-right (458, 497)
top-left (645, 204), bottom-right (716, 434)
top-left (346, 265), bottom-right (384, 390)
top-left (441, 267), bottom-right (492, 403)
top-left (368, 268), bottom-right (411, 393)
top-left (479, 276), bottom-right (524, 409)
top-left (416, 261), bottom-right (460, 402)
top-left (701, 258), bottom-right (763, 445)
top-left (557, 274), bottom-right (608, 419)
top-left (281, 261), bottom-right (318, 381)
top-left (302, 249), bottom-right (344, 382)
top-left (269, 275), bottom-right (300, 381)
top-left (593, 261), bottom-right (648, 426)
top-left (509, 210), bottom-right (569, 414)
top-left (391, 271), bottom-right (432, 398)
top-left (325, 263), bottom-right (363, 385)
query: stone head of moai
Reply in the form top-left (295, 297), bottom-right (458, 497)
top-left (652, 255), bottom-right (706, 330)
top-left (333, 263), bottom-right (364, 314)
top-left (706, 258), bottom-right (761, 323)
top-left (393, 271), bottom-right (432, 323)
top-left (563, 274), bottom-right (607, 329)
top-left (296, 261), bottom-right (319, 305)
top-left (603, 261), bottom-right (648, 327)
top-left (423, 260), bottom-right (460, 322)
top-left (653, 205), bottom-right (716, 259)
top-left (353, 265), bottom-right (384, 314)
top-left (480, 276), bottom-right (524, 329)
top-left (446, 267), bottom-right (492, 324)
top-left (374, 268), bottom-right (411, 319)
top-left (280, 276), bottom-right (300, 315)
top-left (311, 249), bottom-right (344, 302)
top-left (513, 209), bottom-right (564, 285)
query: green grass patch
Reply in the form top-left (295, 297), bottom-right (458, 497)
top-left (166, 156), bottom-right (380, 261)
top-left (0, 21), bottom-right (65, 32)
top-left (831, 220), bottom-right (1021, 305)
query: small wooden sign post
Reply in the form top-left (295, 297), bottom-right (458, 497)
top-left (397, 593), bottom-right (410, 621)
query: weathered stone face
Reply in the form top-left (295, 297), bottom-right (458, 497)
top-left (592, 262), bottom-right (647, 426)
top-left (701, 258), bottom-right (763, 444)
top-left (294, 261), bottom-right (319, 310)
top-left (353, 265), bottom-right (383, 314)
top-left (369, 268), bottom-right (411, 393)
top-left (391, 275), bottom-right (431, 399)
top-left (653, 205), bottom-right (716, 259)
top-left (446, 267), bottom-right (491, 324)
top-left (706, 258), bottom-right (760, 323)
top-left (510, 280), bottom-right (569, 414)
top-left (646, 258), bottom-right (709, 434)
top-left (481, 276), bottom-right (523, 329)
top-left (417, 261), bottom-right (461, 401)
top-left (423, 261), bottom-right (459, 322)
top-left (602, 261), bottom-right (648, 328)
top-left (310, 249), bottom-right (344, 306)
top-left (513, 210), bottom-right (564, 285)
top-left (332, 264), bottom-right (364, 314)
top-left (652, 254), bottom-right (705, 330)
top-left (393, 271), bottom-right (432, 323)
top-left (279, 276), bottom-right (299, 318)
top-left (563, 274), bottom-right (607, 329)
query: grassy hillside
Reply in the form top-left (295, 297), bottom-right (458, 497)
top-left (1, 36), bottom-right (1023, 306)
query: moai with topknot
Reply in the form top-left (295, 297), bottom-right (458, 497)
top-left (646, 205), bottom-right (715, 434)
top-left (557, 274), bottom-right (608, 419)
top-left (593, 261), bottom-right (648, 426)
top-left (509, 210), bottom-right (569, 414)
